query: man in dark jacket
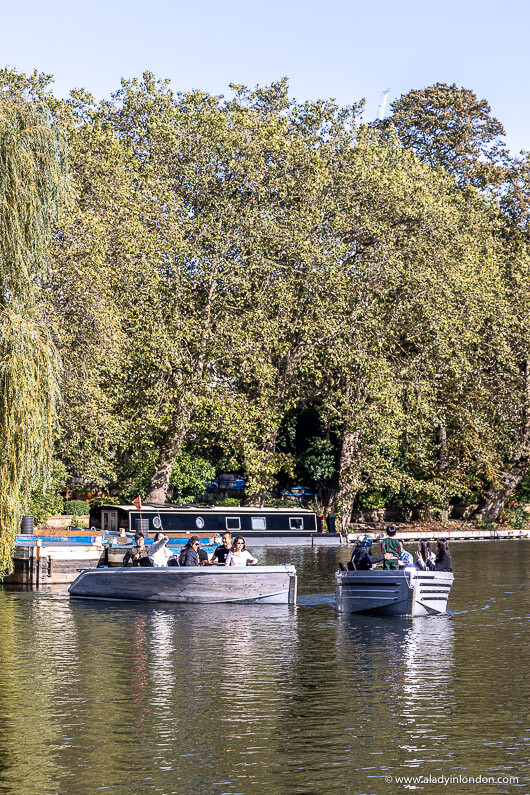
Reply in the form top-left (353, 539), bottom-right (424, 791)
top-left (122, 534), bottom-right (152, 567)
top-left (348, 536), bottom-right (385, 570)
top-left (178, 536), bottom-right (200, 566)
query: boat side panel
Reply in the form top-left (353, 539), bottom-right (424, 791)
top-left (335, 570), bottom-right (453, 616)
top-left (69, 567), bottom-right (296, 604)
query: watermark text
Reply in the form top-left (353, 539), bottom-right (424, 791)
top-left (385, 773), bottom-right (519, 786)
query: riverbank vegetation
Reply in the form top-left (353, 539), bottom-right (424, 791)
top-left (1, 69), bottom-right (530, 570)
top-left (0, 94), bottom-right (67, 573)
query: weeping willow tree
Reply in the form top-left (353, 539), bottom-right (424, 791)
top-left (0, 96), bottom-right (67, 575)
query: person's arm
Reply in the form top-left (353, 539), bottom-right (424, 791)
top-left (245, 550), bottom-right (258, 565)
top-left (148, 537), bottom-right (167, 562)
top-left (368, 553), bottom-right (384, 565)
top-left (225, 552), bottom-right (234, 566)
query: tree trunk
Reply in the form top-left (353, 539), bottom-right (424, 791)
top-left (471, 457), bottom-right (530, 522)
top-left (144, 282), bottom-right (216, 505)
top-left (144, 419), bottom-right (189, 505)
top-left (332, 426), bottom-right (360, 533)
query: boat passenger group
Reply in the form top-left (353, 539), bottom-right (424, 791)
top-left (348, 524), bottom-right (452, 572)
top-left (122, 532), bottom-right (258, 568)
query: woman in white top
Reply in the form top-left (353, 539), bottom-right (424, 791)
top-left (225, 536), bottom-right (258, 566)
top-left (148, 533), bottom-right (174, 566)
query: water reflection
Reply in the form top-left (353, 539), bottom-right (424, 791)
top-left (333, 611), bottom-right (456, 783)
top-left (0, 542), bottom-right (527, 794)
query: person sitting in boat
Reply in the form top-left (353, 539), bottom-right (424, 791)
top-left (122, 533), bottom-right (152, 567)
top-left (415, 540), bottom-right (435, 570)
top-left (197, 542), bottom-right (211, 566)
top-left (348, 535), bottom-right (384, 570)
top-left (148, 533), bottom-right (173, 567)
top-left (381, 524), bottom-right (403, 570)
top-left (398, 548), bottom-right (414, 567)
top-left (178, 536), bottom-right (201, 566)
top-left (433, 539), bottom-right (452, 571)
top-left (211, 532), bottom-right (232, 565)
top-left (225, 536), bottom-right (258, 566)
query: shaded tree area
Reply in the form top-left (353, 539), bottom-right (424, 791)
top-left (1, 69), bottom-right (529, 539)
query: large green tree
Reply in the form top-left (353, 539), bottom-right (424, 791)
top-left (382, 82), bottom-right (530, 521)
top-left (383, 82), bottom-right (508, 189)
top-left (0, 96), bottom-right (67, 573)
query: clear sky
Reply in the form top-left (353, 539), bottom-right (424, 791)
top-left (2, 0), bottom-right (528, 153)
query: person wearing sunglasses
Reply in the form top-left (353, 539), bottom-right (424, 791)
top-left (178, 536), bottom-right (201, 567)
top-left (225, 536), bottom-right (258, 566)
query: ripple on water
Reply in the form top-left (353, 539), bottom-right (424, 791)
top-left (0, 541), bottom-right (527, 794)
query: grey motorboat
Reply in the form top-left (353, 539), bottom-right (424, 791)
top-left (335, 568), bottom-right (454, 616)
top-left (69, 565), bottom-right (297, 605)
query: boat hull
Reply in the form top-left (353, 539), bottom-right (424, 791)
top-left (335, 569), bottom-right (454, 616)
top-left (69, 565), bottom-right (297, 605)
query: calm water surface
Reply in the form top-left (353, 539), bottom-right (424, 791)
top-left (0, 541), bottom-right (528, 794)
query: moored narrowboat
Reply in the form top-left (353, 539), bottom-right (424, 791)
top-left (90, 504), bottom-right (319, 537)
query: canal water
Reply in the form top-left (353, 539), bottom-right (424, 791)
top-left (0, 541), bottom-right (527, 794)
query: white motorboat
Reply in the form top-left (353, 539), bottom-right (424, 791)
top-left (69, 565), bottom-right (297, 605)
top-left (335, 568), bottom-right (454, 616)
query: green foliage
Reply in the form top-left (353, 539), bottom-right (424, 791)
top-left (27, 458), bottom-right (68, 525)
top-left (263, 499), bottom-right (300, 508)
top-left (276, 407), bottom-right (338, 497)
top-left (169, 452), bottom-right (216, 502)
top-left (383, 82), bottom-right (508, 189)
top-left (513, 472), bottom-right (530, 505)
top-left (0, 95), bottom-right (67, 575)
top-left (88, 496), bottom-right (121, 509)
top-left (3, 68), bottom-right (530, 530)
top-left (356, 490), bottom-right (387, 510)
top-left (63, 500), bottom-right (89, 516)
top-left (499, 497), bottom-right (530, 529)
top-left (213, 497), bottom-right (241, 507)
top-left (117, 449), bottom-right (215, 504)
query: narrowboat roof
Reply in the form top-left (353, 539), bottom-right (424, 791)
top-left (98, 505), bottom-right (314, 513)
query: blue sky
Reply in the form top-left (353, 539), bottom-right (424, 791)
top-left (2, 0), bottom-right (528, 153)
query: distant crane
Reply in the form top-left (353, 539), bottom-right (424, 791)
top-left (377, 88), bottom-right (390, 121)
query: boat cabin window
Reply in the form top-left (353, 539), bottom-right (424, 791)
top-left (226, 517), bottom-right (241, 531)
top-left (289, 517), bottom-right (304, 530)
top-left (251, 516), bottom-right (266, 531)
